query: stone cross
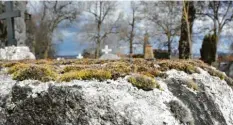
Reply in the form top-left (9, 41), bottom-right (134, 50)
top-left (0, 1), bottom-right (21, 46)
top-left (102, 45), bottom-right (112, 54)
top-left (77, 53), bottom-right (83, 59)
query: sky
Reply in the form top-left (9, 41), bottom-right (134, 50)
top-left (27, 1), bottom-right (233, 57)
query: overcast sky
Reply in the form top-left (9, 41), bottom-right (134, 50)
top-left (27, 1), bottom-right (233, 56)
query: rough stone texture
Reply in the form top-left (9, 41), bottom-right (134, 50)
top-left (100, 53), bottom-right (120, 60)
top-left (0, 68), bottom-right (232, 125)
top-left (0, 46), bottom-right (35, 60)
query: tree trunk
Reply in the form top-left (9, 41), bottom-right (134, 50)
top-left (96, 19), bottom-right (101, 58)
top-left (167, 35), bottom-right (171, 58)
top-left (129, 17), bottom-right (135, 59)
top-left (178, 1), bottom-right (196, 59)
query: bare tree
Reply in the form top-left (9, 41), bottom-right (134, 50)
top-left (196, 1), bottom-right (233, 60)
top-left (83, 1), bottom-right (120, 58)
top-left (29, 1), bottom-right (82, 58)
top-left (143, 1), bottom-right (182, 57)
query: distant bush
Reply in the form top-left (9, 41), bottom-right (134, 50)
top-left (200, 34), bottom-right (217, 65)
top-left (132, 54), bottom-right (144, 58)
top-left (153, 49), bottom-right (170, 59)
top-left (127, 75), bottom-right (160, 91)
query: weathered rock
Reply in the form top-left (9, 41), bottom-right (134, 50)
top-left (0, 46), bottom-right (35, 60)
top-left (0, 68), bottom-right (232, 125)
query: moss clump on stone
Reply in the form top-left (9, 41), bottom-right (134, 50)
top-left (59, 69), bottom-right (112, 82)
top-left (12, 65), bottom-right (57, 82)
top-left (3, 62), bottom-right (20, 68)
top-left (104, 62), bottom-right (131, 74)
top-left (208, 69), bottom-right (225, 80)
top-left (158, 60), bottom-right (198, 74)
top-left (63, 65), bottom-right (85, 73)
top-left (127, 75), bottom-right (160, 91)
top-left (7, 63), bottom-right (29, 74)
top-left (186, 79), bottom-right (198, 91)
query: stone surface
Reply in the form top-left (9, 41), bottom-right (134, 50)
top-left (0, 46), bottom-right (35, 60)
top-left (0, 68), bottom-right (232, 124)
top-left (100, 53), bottom-right (120, 60)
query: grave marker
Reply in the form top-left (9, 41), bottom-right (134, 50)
top-left (102, 45), bottom-right (112, 54)
top-left (77, 53), bottom-right (83, 59)
top-left (0, 1), bottom-right (21, 46)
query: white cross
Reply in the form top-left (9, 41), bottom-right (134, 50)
top-left (102, 45), bottom-right (112, 54)
top-left (77, 53), bottom-right (83, 59)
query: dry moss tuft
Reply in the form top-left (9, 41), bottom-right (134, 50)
top-left (63, 65), bottom-right (86, 73)
top-left (207, 68), bottom-right (225, 80)
top-left (185, 79), bottom-right (198, 91)
top-left (127, 75), bottom-right (160, 91)
top-left (59, 69), bottom-right (112, 82)
top-left (12, 65), bottom-right (57, 82)
top-left (158, 60), bottom-right (198, 74)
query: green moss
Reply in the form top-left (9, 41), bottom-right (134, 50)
top-left (208, 69), bottom-right (225, 80)
top-left (63, 65), bottom-right (85, 73)
top-left (59, 69), bottom-right (112, 82)
top-left (12, 65), bottom-right (57, 82)
top-left (127, 75), bottom-right (160, 91)
top-left (7, 63), bottom-right (29, 74)
top-left (158, 60), bottom-right (198, 74)
top-left (3, 62), bottom-right (20, 68)
top-left (105, 62), bottom-right (131, 74)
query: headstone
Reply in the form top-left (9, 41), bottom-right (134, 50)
top-left (228, 63), bottom-right (233, 78)
top-left (77, 53), bottom-right (83, 59)
top-left (100, 45), bottom-right (120, 60)
top-left (0, 1), bottom-right (21, 46)
top-left (144, 44), bottom-right (154, 60)
top-left (143, 32), bottom-right (149, 55)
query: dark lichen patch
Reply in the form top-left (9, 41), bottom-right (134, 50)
top-left (168, 100), bottom-right (194, 125)
top-left (12, 65), bottom-right (57, 82)
top-left (127, 75), bottom-right (160, 91)
top-left (59, 69), bottom-right (112, 82)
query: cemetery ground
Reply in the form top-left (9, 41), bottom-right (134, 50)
top-left (1, 58), bottom-right (233, 90)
